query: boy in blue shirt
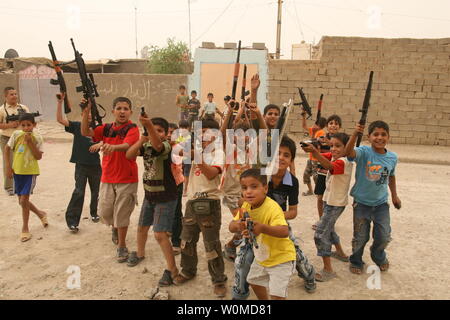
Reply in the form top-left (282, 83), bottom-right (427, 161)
top-left (345, 120), bottom-right (401, 275)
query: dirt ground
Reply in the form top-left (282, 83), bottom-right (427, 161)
top-left (0, 141), bottom-right (449, 300)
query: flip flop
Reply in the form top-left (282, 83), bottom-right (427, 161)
top-left (20, 232), bottom-right (32, 242)
top-left (378, 261), bottom-right (390, 272)
top-left (302, 191), bottom-right (314, 196)
top-left (315, 269), bottom-right (337, 282)
top-left (349, 264), bottom-right (363, 275)
top-left (39, 213), bottom-right (49, 228)
top-left (331, 251), bottom-right (349, 262)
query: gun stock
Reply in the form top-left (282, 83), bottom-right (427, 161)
top-left (48, 41), bottom-right (71, 114)
top-left (356, 71), bottom-right (374, 147)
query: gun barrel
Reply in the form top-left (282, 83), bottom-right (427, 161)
top-left (356, 71), bottom-right (374, 147)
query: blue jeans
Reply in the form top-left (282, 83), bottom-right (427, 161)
top-left (289, 224), bottom-right (315, 282)
top-left (349, 202), bottom-right (391, 269)
top-left (138, 198), bottom-right (177, 232)
top-left (232, 241), bottom-right (254, 300)
top-left (314, 203), bottom-right (345, 257)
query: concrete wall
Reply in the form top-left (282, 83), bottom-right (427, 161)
top-left (269, 36), bottom-right (450, 146)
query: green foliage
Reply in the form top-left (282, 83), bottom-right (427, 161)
top-left (147, 38), bottom-right (190, 74)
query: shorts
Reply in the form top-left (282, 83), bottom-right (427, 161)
top-left (183, 163), bottom-right (192, 177)
top-left (138, 198), bottom-right (177, 232)
top-left (303, 159), bottom-right (318, 185)
top-left (98, 182), bottom-right (138, 228)
top-left (13, 174), bottom-right (37, 195)
top-left (247, 260), bottom-right (295, 298)
top-left (314, 174), bottom-right (327, 195)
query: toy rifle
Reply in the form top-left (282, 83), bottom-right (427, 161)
top-left (294, 87), bottom-right (312, 119)
top-left (356, 71), bottom-right (374, 147)
top-left (243, 211), bottom-right (258, 249)
top-left (226, 40), bottom-right (242, 129)
top-left (315, 94), bottom-right (324, 125)
top-left (5, 109), bottom-right (41, 122)
top-left (140, 107), bottom-right (148, 136)
top-left (48, 41), bottom-right (71, 114)
top-left (70, 38), bottom-right (105, 128)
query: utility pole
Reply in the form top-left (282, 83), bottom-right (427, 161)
top-left (275, 0), bottom-right (282, 59)
top-left (188, 0), bottom-right (192, 59)
top-left (134, 4), bottom-right (138, 58)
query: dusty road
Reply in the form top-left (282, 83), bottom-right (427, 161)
top-left (0, 141), bottom-right (449, 300)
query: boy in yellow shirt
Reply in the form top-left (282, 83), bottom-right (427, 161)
top-left (5, 113), bottom-right (48, 242)
top-left (229, 168), bottom-right (296, 300)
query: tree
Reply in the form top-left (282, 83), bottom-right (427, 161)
top-left (147, 38), bottom-right (190, 74)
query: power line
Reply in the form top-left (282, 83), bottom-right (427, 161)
top-left (192, 0), bottom-right (235, 46)
top-left (291, 0), bottom-right (305, 41)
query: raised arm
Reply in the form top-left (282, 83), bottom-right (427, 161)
top-left (345, 124), bottom-right (365, 159)
top-left (80, 100), bottom-right (95, 137)
top-left (302, 143), bottom-right (334, 170)
top-left (140, 115), bottom-right (163, 152)
top-left (56, 93), bottom-right (69, 127)
top-left (248, 103), bottom-right (267, 130)
top-left (250, 73), bottom-right (260, 104)
top-left (125, 135), bottom-right (146, 159)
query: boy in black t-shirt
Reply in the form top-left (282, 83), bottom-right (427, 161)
top-left (268, 136), bottom-right (316, 293)
top-left (56, 93), bottom-right (102, 233)
top-left (187, 90), bottom-right (200, 128)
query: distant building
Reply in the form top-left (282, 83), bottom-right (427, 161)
top-left (291, 41), bottom-right (312, 60)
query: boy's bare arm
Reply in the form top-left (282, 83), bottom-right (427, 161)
top-left (4, 145), bottom-right (13, 178)
top-left (253, 222), bottom-right (289, 238)
top-left (248, 103), bottom-right (267, 130)
top-left (102, 142), bottom-right (131, 155)
top-left (345, 124), bottom-right (364, 158)
top-left (141, 115), bottom-right (163, 152)
top-left (25, 134), bottom-right (43, 160)
top-left (126, 135), bottom-right (146, 159)
top-left (220, 104), bottom-right (233, 138)
top-left (284, 205), bottom-right (298, 220)
top-left (56, 93), bottom-right (69, 127)
top-left (302, 143), bottom-right (333, 170)
top-left (389, 175), bottom-right (401, 209)
top-left (80, 101), bottom-right (95, 137)
top-left (250, 74), bottom-right (260, 104)
top-left (229, 220), bottom-right (245, 233)
top-left (197, 163), bottom-right (220, 180)
top-left (301, 112), bottom-right (308, 132)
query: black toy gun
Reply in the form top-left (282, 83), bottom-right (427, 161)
top-left (294, 87), bottom-right (312, 119)
top-left (356, 71), bottom-right (374, 147)
top-left (299, 138), bottom-right (320, 149)
top-left (226, 40), bottom-right (242, 129)
top-left (243, 211), bottom-right (259, 249)
top-left (6, 110), bottom-right (41, 123)
top-left (140, 107), bottom-right (148, 136)
top-left (315, 93), bottom-right (323, 125)
top-left (48, 41), bottom-right (71, 114)
top-left (70, 38), bottom-right (105, 128)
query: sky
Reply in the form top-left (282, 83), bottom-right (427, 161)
top-left (1, 0), bottom-right (450, 61)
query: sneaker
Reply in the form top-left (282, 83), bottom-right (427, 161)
top-left (112, 228), bottom-right (119, 245)
top-left (304, 279), bottom-right (316, 293)
top-left (213, 283), bottom-right (227, 298)
top-left (91, 216), bottom-right (100, 223)
top-left (117, 247), bottom-right (129, 263)
top-left (69, 225), bottom-right (79, 233)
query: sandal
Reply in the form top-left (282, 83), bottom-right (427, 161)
top-left (158, 269), bottom-right (175, 287)
top-left (349, 264), bottom-right (363, 275)
top-left (315, 269), bottom-right (337, 282)
top-left (39, 212), bottom-right (49, 228)
top-left (20, 232), bottom-right (32, 242)
top-left (302, 191), bottom-right (314, 196)
top-left (127, 251), bottom-right (145, 267)
top-left (331, 251), bottom-right (349, 262)
top-left (173, 273), bottom-right (192, 285)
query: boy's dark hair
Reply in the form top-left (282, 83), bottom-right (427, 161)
top-left (263, 104), bottom-right (280, 116)
top-left (330, 132), bottom-right (349, 145)
top-left (207, 92), bottom-right (214, 97)
top-left (179, 85), bottom-right (186, 90)
top-left (280, 135), bottom-right (296, 160)
top-left (316, 117), bottom-right (327, 129)
top-left (234, 121), bottom-right (250, 131)
top-left (191, 90), bottom-right (197, 95)
top-left (368, 120), bottom-right (390, 135)
top-left (112, 97), bottom-right (132, 109)
top-left (201, 118), bottom-right (220, 130)
top-left (18, 112), bottom-right (36, 124)
top-left (224, 95), bottom-right (231, 101)
top-left (151, 117), bottom-right (169, 134)
top-left (327, 114), bottom-right (342, 127)
top-left (169, 122), bottom-right (178, 130)
top-left (240, 168), bottom-right (267, 186)
top-left (4, 86), bottom-right (15, 95)
top-left (178, 120), bottom-right (190, 128)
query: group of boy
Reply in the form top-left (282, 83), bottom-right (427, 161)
top-left (2, 81), bottom-right (401, 300)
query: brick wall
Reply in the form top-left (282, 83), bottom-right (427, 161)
top-left (268, 36), bottom-right (450, 146)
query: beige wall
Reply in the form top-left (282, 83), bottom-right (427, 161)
top-left (269, 36), bottom-right (450, 146)
top-left (200, 63), bottom-right (258, 111)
